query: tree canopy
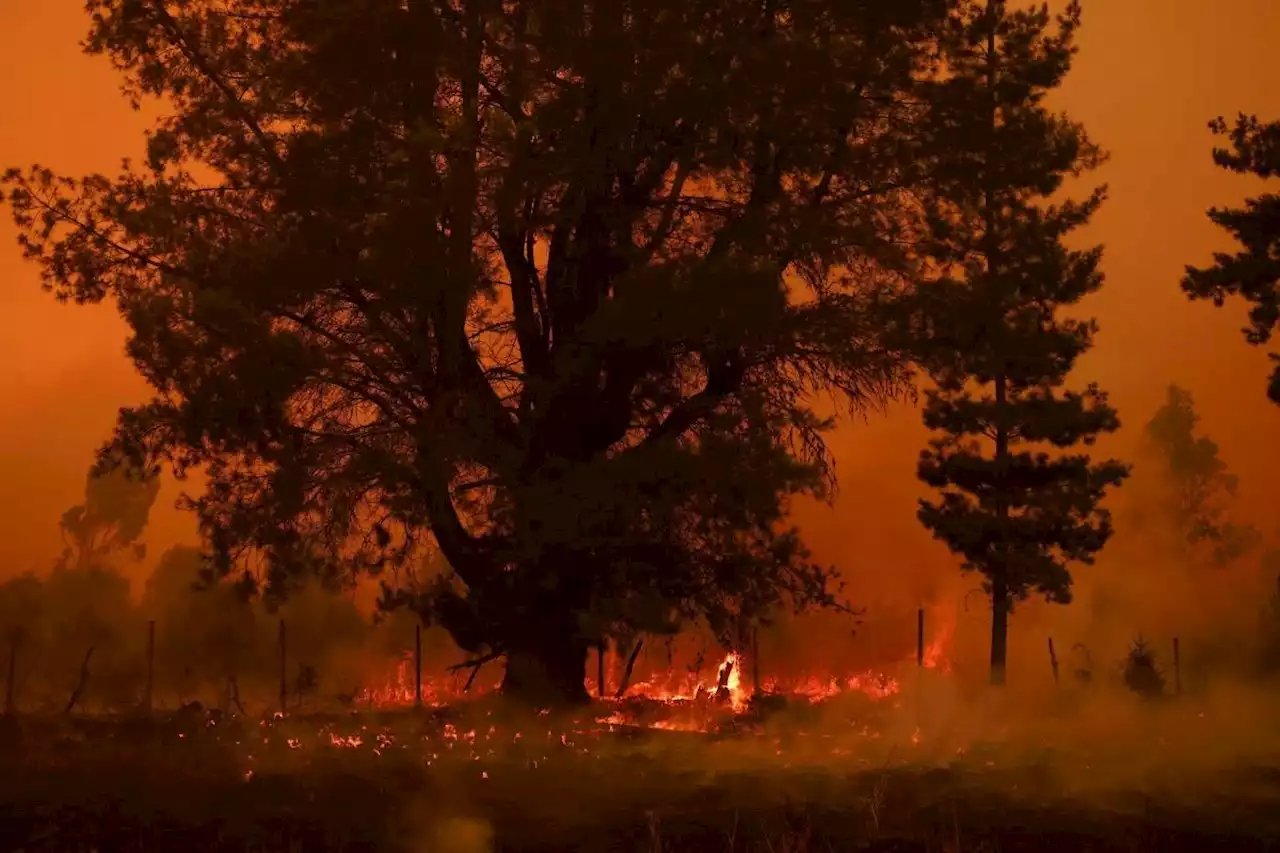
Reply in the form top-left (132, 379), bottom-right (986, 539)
top-left (0, 462), bottom-right (156, 711)
top-left (3, 0), bottom-right (954, 702)
top-left (1183, 115), bottom-right (1280, 402)
top-left (57, 463), bottom-right (161, 571)
top-left (1142, 384), bottom-right (1259, 565)
top-left (911, 0), bottom-right (1128, 684)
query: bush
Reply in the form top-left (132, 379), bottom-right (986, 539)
top-left (1123, 636), bottom-right (1167, 699)
top-left (1258, 574), bottom-right (1280, 677)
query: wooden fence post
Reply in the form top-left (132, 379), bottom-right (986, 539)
top-left (4, 632), bottom-right (16, 716)
top-left (751, 627), bottom-right (761, 695)
top-left (145, 620), bottom-right (156, 715)
top-left (597, 643), bottom-right (606, 700)
top-left (414, 621), bottom-right (423, 708)
top-left (1172, 636), bottom-right (1181, 696)
top-left (278, 618), bottom-right (288, 714)
top-left (1047, 637), bottom-right (1059, 686)
top-left (917, 608), bottom-right (925, 668)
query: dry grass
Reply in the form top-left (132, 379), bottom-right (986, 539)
top-left (2, 697), bottom-right (1280, 853)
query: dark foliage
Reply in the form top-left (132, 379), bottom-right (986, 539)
top-left (1, 0), bottom-right (964, 702)
top-left (911, 0), bottom-right (1128, 684)
top-left (1122, 636), bottom-right (1166, 699)
top-left (56, 463), bottom-right (160, 572)
top-left (1258, 562), bottom-right (1280, 677)
top-left (1142, 384), bottom-right (1259, 565)
top-left (1182, 115), bottom-right (1280, 402)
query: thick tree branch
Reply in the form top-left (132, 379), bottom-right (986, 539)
top-left (415, 451), bottom-right (500, 590)
top-left (147, 1), bottom-right (288, 178)
top-left (642, 356), bottom-right (746, 447)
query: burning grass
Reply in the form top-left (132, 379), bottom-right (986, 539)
top-left (4, 667), bottom-right (1280, 853)
top-left (7, 604), bottom-right (1280, 852)
top-left (7, 598), bottom-right (1280, 852)
top-left (357, 642), bottom-right (911, 715)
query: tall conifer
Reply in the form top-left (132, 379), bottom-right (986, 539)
top-left (914, 0), bottom-right (1129, 684)
top-left (1183, 115), bottom-right (1280, 401)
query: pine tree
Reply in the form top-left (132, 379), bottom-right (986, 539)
top-left (913, 0), bottom-right (1129, 685)
top-left (1182, 116), bottom-right (1280, 402)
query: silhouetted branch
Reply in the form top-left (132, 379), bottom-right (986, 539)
top-left (615, 637), bottom-right (645, 699)
top-left (63, 647), bottom-right (95, 715)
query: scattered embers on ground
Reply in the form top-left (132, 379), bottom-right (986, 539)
top-left (2, 696), bottom-right (1280, 853)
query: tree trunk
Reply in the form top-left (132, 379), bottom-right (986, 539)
top-left (501, 630), bottom-right (591, 706)
top-left (986, 0), bottom-right (1011, 692)
top-left (496, 547), bottom-right (593, 706)
top-left (989, 579), bottom-right (1009, 686)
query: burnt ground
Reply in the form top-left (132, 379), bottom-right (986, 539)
top-left (0, 706), bottom-right (1277, 853)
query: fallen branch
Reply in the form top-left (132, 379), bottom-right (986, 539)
top-left (446, 650), bottom-right (503, 672)
top-left (615, 638), bottom-right (644, 699)
top-left (63, 647), bottom-right (95, 715)
top-left (447, 651), bottom-right (503, 694)
top-left (228, 674), bottom-right (247, 716)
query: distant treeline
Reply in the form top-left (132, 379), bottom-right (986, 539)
top-left (0, 546), bottom-right (455, 714)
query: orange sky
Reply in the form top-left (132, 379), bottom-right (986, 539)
top-left (1, 0), bottom-right (1279, 604)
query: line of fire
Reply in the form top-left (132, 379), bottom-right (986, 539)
top-left (2, 0), bottom-right (1280, 851)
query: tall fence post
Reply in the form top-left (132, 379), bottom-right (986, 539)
top-left (4, 632), bottom-right (17, 716)
top-left (278, 618), bottom-right (288, 714)
top-left (597, 643), bottom-right (606, 700)
top-left (751, 627), bottom-right (761, 695)
top-left (1172, 636), bottom-right (1182, 696)
top-left (145, 620), bottom-right (155, 715)
top-left (917, 608), bottom-right (925, 668)
top-left (414, 621), bottom-right (423, 709)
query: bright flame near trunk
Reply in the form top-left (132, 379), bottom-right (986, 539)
top-left (347, 620), bottom-right (961, 723)
top-left (717, 652), bottom-right (748, 711)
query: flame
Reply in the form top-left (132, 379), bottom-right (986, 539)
top-left (352, 651), bottom-right (908, 714)
top-left (341, 629), bottom-right (950, 732)
top-left (777, 672), bottom-right (902, 702)
top-left (922, 603), bottom-right (956, 672)
top-left (209, 634), bottom-right (963, 780)
top-left (193, 617), bottom-right (972, 790)
top-left (717, 652), bottom-right (748, 711)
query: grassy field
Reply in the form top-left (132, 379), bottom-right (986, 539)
top-left (2, 689), bottom-right (1280, 853)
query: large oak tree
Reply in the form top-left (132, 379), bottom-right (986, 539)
top-left (5, 0), bottom-right (949, 703)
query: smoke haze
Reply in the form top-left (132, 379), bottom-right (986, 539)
top-left (2, 0), bottom-right (1280, 685)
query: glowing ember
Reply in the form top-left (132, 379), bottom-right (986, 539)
top-left (651, 719), bottom-right (705, 732)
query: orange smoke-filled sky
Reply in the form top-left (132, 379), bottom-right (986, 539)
top-left (1, 1), bottom-right (1278, 603)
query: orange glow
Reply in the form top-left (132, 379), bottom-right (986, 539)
top-left (923, 603), bottom-right (956, 673)
top-left (344, 644), bottom-right (923, 733)
top-left (2, 2), bottom-right (1280, 688)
